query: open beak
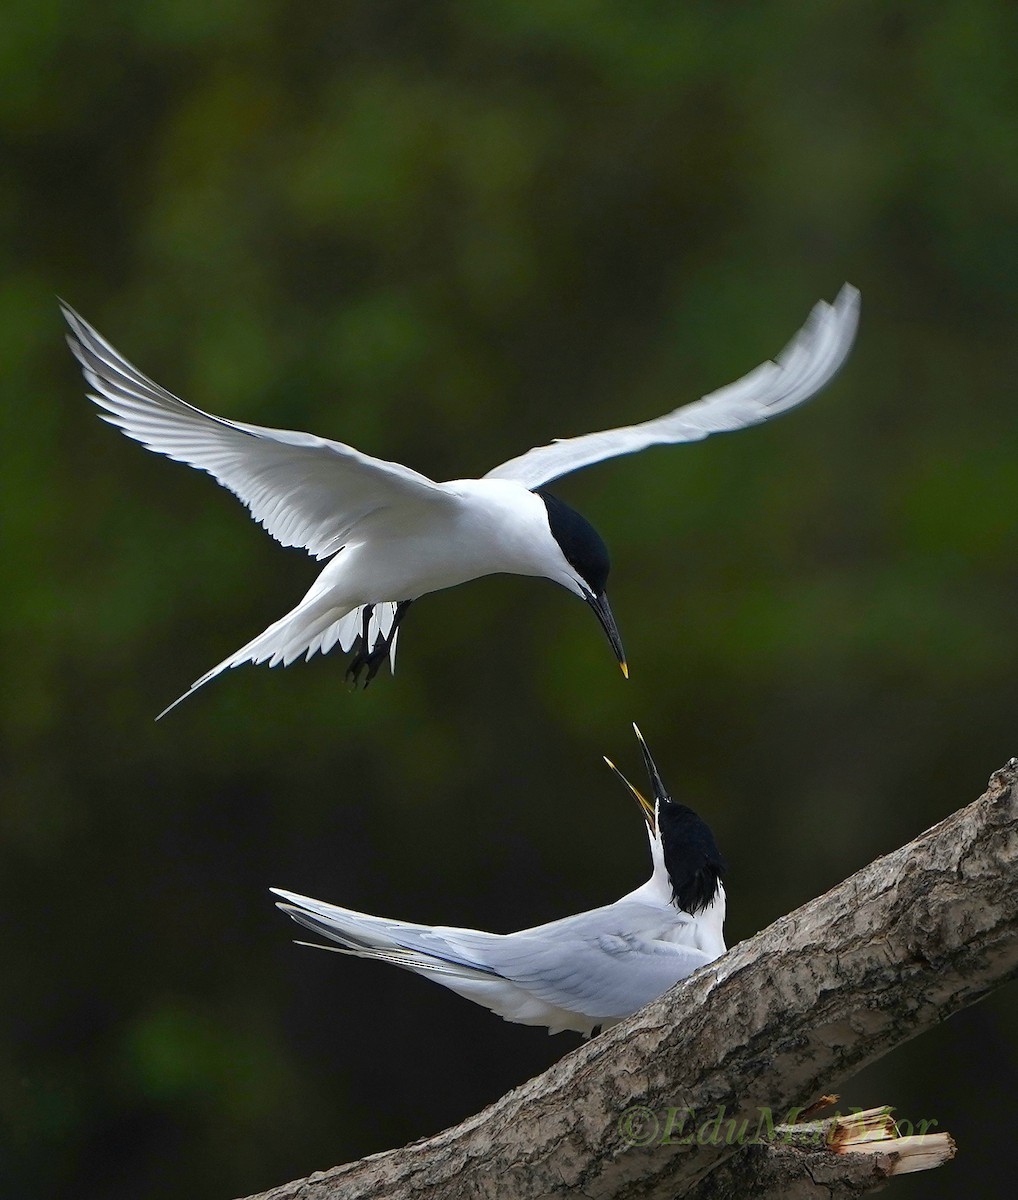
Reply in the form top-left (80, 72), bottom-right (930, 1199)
top-left (603, 755), bottom-right (656, 832)
top-left (586, 590), bottom-right (628, 678)
top-left (632, 723), bottom-right (670, 806)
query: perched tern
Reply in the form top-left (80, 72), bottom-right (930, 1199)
top-left (61, 285), bottom-right (858, 713)
top-left (273, 726), bottom-right (726, 1036)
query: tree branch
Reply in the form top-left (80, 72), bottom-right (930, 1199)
top-left (240, 758), bottom-right (1018, 1200)
top-left (684, 1104), bottom-right (955, 1198)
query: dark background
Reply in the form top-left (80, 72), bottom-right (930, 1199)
top-left (3, 3), bottom-right (1017, 1197)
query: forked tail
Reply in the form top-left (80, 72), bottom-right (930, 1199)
top-left (156, 600), bottom-right (403, 718)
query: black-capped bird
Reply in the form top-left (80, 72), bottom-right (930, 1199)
top-left (61, 285), bottom-right (858, 713)
top-left (273, 726), bottom-right (726, 1037)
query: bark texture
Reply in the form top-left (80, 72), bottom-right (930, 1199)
top-left (240, 759), bottom-right (1018, 1200)
top-left (686, 1140), bottom-right (920, 1200)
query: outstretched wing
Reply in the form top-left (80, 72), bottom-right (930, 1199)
top-left (62, 303), bottom-right (449, 560)
top-left (484, 284), bottom-right (860, 489)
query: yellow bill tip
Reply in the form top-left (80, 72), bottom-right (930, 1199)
top-left (620, 660), bottom-right (629, 679)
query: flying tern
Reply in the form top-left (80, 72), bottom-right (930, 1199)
top-left (61, 285), bottom-right (858, 713)
top-left (273, 726), bottom-right (726, 1036)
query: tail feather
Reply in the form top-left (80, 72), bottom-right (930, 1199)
top-left (271, 888), bottom-right (592, 1034)
top-left (289, 938), bottom-right (470, 976)
top-left (271, 888), bottom-right (498, 979)
top-left (156, 600), bottom-right (402, 718)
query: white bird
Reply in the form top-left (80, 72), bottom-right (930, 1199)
top-left (61, 285), bottom-right (859, 713)
top-left (273, 726), bottom-right (726, 1037)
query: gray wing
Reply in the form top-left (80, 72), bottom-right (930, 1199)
top-left (272, 889), bottom-right (712, 1019)
top-left (462, 928), bottom-right (715, 1021)
top-left (484, 284), bottom-right (860, 489)
top-left (62, 303), bottom-right (449, 560)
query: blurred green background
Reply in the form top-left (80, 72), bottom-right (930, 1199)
top-left (3, 2), bottom-right (1017, 1197)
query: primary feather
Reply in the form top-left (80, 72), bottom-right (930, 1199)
top-left (485, 283), bottom-right (860, 488)
top-left (62, 302), bottom-right (445, 561)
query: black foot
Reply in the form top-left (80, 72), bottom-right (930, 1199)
top-left (345, 642), bottom-right (390, 689)
top-left (344, 600), bottom-right (414, 690)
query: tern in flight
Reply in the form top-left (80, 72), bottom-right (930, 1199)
top-left (273, 725), bottom-right (726, 1037)
top-left (61, 285), bottom-right (858, 713)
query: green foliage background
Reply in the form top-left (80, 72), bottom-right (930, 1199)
top-left (3, 3), bottom-right (1017, 1197)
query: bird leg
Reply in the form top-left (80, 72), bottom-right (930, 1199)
top-left (346, 600), bottom-right (414, 688)
top-left (345, 605), bottom-right (376, 687)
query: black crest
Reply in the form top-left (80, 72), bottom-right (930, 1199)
top-left (537, 490), bottom-right (611, 595)
top-left (658, 803), bottom-right (726, 916)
